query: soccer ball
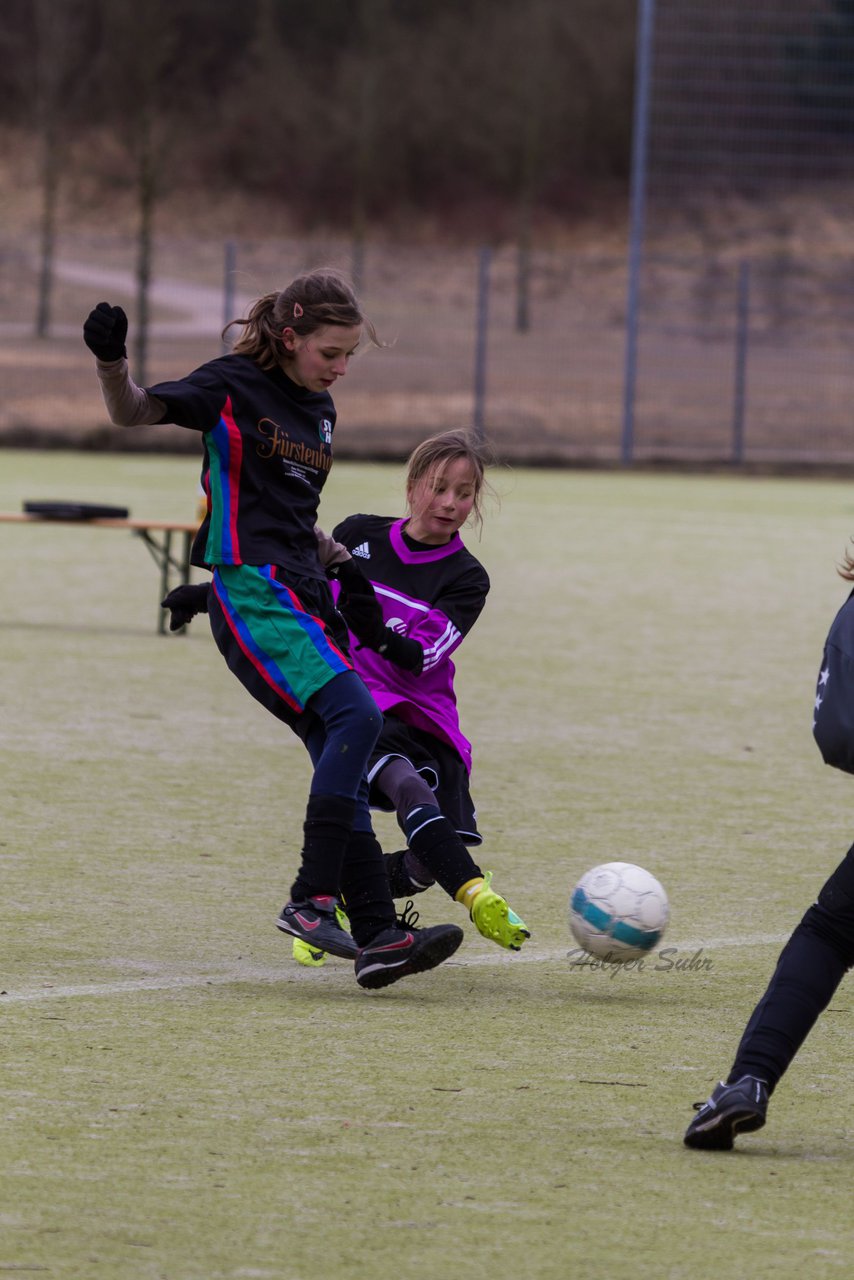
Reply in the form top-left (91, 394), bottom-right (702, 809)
top-left (569, 862), bottom-right (669, 962)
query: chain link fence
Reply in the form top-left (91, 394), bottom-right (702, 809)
top-left (624, 0), bottom-right (854, 465)
top-left (0, 231), bottom-right (628, 463)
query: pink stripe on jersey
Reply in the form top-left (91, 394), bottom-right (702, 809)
top-left (222, 396), bottom-right (242, 561)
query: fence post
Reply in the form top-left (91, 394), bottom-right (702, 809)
top-left (621, 0), bottom-right (656, 465)
top-left (516, 239), bottom-right (531, 333)
top-left (473, 246), bottom-right (492, 442)
top-left (222, 239), bottom-right (237, 353)
top-left (731, 260), bottom-right (750, 464)
top-left (351, 237), bottom-right (365, 295)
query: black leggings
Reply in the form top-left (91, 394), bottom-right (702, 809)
top-left (298, 670), bottom-right (382, 831)
top-left (729, 842), bottom-right (854, 1092)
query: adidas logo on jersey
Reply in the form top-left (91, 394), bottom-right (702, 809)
top-left (351, 542), bottom-right (371, 559)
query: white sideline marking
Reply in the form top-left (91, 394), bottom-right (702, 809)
top-left (1, 933), bottom-right (790, 1004)
top-left (1, 970), bottom-right (291, 1004)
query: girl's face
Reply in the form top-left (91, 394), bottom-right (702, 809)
top-left (281, 323), bottom-right (362, 392)
top-left (405, 456), bottom-right (478, 545)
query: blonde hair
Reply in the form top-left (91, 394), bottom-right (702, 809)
top-left (405, 429), bottom-right (495, 535)
top-left (224, 269), bottom-right (379, 370)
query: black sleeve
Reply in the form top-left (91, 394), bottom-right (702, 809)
top-left (331, 513), bottom-right (367, 547)
top-left (146, 362), bottom-right (228, 431)
top-left (813, 643), bottom-right (854, 774)
top-left (425, 562), bottom-right (490, 639)
top-left (813, 590), bottom-right (854, 774)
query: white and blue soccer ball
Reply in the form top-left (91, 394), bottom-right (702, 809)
top-left (569, 861), bottom-right (669, 962)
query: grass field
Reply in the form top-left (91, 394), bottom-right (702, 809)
top-left (2, 450), bottom-right (854, 1279)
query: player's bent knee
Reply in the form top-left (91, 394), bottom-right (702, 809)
top-left (376, 758), bottom-right (436, 818)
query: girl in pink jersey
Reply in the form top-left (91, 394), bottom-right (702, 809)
top-left (322, 430), bottom-right (530, 956)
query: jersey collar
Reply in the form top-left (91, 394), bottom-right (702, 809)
top-left (389, 517), bottom-right (463, 564)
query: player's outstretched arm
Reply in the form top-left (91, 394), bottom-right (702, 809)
top-left (83, 302), bottom-right (167, 426)
top-left (332, 559), bottom-right (424, 673)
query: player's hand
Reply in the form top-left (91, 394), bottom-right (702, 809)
top-left (374, 628), bottom-right (424, 674)
top-left (83, 302), bottom-right (128, 361)
top-left (332, 558), bottom-right (386, 648)
top-left (160, 582), bottom-right (210, 631)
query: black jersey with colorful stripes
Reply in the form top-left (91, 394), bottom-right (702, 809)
top-left (331, 513), bottom-right (490, 771)
top-left (148, 354), bottom-right (336, 576)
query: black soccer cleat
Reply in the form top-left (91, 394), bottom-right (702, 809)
top-left (684, 1075), bottom-right (769, 1151)
top-left (355, 908), bottom-right (463, 990)
top-left (276, 895), bottom-right (358, 960)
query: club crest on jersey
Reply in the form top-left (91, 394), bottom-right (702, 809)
top-left (318, 418), bottom-right (333, 446)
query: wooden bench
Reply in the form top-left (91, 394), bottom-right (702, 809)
top-left (0, 512), bottom-right (199, 634)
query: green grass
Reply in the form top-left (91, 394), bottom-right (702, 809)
top-left (2, 450), bottom-right (854, 1279)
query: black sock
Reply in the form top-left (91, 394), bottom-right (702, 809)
top-left (405, 805), bottom-right (481, 899)
top-left (339, 830), bottom-right (397, 946)
top-left (290, 793), bottom-right (356, 901)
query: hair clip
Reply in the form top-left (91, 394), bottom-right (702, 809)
top-left (293, 303), bottom-right (304, 319)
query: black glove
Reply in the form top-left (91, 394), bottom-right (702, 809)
top-left (331, 560), bottom-right (424, 671)
top-left (83, 302), bottom-right (128, 361)
top-left (160, 582), bottom-right (210, 631)
top-left (332, 557), bottom-right (371, 594)
top-left (332, 559), bottom-right (387, 649)
top-left (374, 628), bottom-right (424, 674)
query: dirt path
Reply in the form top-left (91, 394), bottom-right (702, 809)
top-left (49, 258), bottom-right (255, 337)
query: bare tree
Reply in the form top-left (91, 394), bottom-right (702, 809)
top-left (33, 0), bottom-right (86, 336)
top-left (1, 0), bottom-right (637, 244)
top-left (96, 0), bottom-right (182, 382)
top-left (512, 0), bottom-right (552, 332)
top-left (347, 0), bottom-right (394, 291)
top-left (0, 0), bottom-right (93, 337)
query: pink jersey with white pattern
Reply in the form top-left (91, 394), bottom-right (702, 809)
top-left (331, 514), bottom-right (490, 773)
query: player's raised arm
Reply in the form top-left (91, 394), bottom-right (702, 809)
top-left (83, 302), bottom-right (166, 427)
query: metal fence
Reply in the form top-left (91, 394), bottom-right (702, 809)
top-left (3, 0), bottom-right (854, 466)
top-left (0, 232), bottom-right (630, 464)
top-left (624, 0), bottom-right (854, 465)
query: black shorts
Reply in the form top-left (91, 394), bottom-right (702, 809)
top-left (367, 715), bottom-right (481, 846)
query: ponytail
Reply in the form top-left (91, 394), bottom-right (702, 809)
top-left (224, 269), bottom-right (379, 370)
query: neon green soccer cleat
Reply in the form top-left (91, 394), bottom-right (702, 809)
top-left (291, 901), bottom-right (352, 967)
top-left (469, 872), bottom-right (530, 951)
top-left (292, 937), bottom-right (327, 966)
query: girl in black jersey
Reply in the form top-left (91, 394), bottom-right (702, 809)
top-left (299, 430), bottom-right (530, 962)
top-left (83, 271), bottom-right (463, 990)
top-left (684, 549), bottom-right (854, 1149)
